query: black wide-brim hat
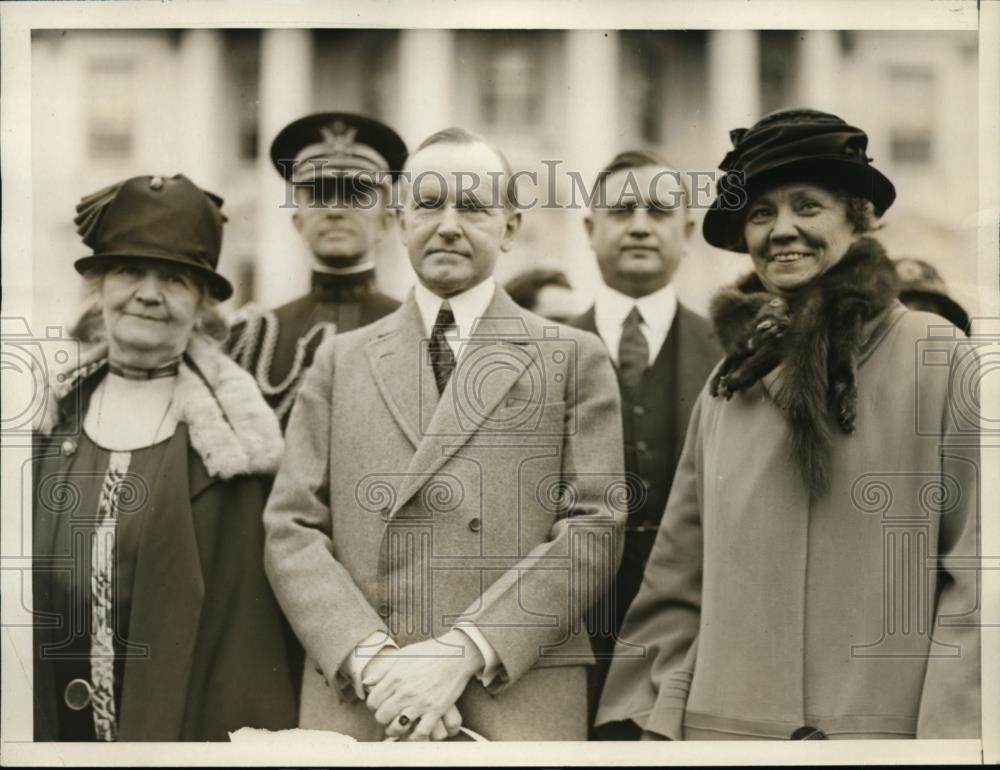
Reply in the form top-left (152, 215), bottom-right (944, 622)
top-left (702, 108), bottom-right (897, 252)
top-left (73, 174), bottom-right (233, 301)
top-left (269, 111), bottom-right (408, 184)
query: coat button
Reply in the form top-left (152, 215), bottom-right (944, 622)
top-left (60, 439), bottom-right (77, 457)
top-left (468, 518), bottom-right (482, 533)
top-left (377, 603), bottom-right (390, 619)
top-left (632, 404), bottom-right (645, 417)
top-left (635, 440), bottom-right (648, 453)
top-left (791, 725), bottom-right (827, 740)
top-left (64, 678), bottom-right (92, 710)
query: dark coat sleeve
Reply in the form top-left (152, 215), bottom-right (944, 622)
top-left (180, 474), bottom-right (298, 740)
top-left (595, 392), bottom-right (706, 739)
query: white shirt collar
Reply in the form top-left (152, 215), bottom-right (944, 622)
top-left (414, 277), bottom-right (497, 341)
top-left (593, 282), bottom-right (678, 366)
top-left (595, 282), bottom-right (677, 333)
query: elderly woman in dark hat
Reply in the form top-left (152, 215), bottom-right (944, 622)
top-left (32, 175), bottom-right (297, 741)
top-left (596, 109), bottom-right (980, 740)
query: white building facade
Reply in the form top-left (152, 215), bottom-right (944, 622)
top-left (31, 28), bottom-right (979, 330)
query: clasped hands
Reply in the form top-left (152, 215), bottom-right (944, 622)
top-left (360, 629), bottom-right (484, 741)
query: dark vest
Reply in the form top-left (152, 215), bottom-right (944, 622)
top-left (594, 318), bottom-right (684, 645)
top-left (572, 302), bottom-right (721, 730)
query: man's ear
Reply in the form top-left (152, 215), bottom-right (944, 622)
top-left (500, 210), bottom-right (522, 252)
top-left (373, 206), bottom-right (394, 245)
top-left (395, 206), bottom-right (409, 248)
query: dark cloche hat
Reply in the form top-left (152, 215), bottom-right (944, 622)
top-left (702, 108), bottom-right (897, 252)
top-left (269, 112), bottom-right (408, 184)
top-left (895, 257), bottom-right (970, 333)
top-left (73, 174), bottom-right (233, 301)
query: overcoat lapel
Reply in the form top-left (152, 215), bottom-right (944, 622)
top-left (574, 306), bottom-right (598, 336)
top-left (386, 290), bottom-right (538, 518)
top-left (365, 297), bottom-right (437, 449)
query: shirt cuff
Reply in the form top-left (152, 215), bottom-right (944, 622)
top-left (342, 631), bottom-right (397, 700)
top-left (453, 623), bottom-right (501, 687)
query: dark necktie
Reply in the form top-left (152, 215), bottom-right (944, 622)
top-left (618, 306), bottom-right (649, 397)
top-left (429, 303), bottom-right (457, 393)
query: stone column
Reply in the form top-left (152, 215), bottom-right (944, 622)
top-left (178, 30), bottom-right (226, 192)
top-left (561, 30), bottom-right (621, 299)
top-left (706, 30), bottom-right (761, 160)
top-left (394, 30), bottom-right (456, 149)
top-left (798, 31), bottom-right (842, 115)
top-left (255, 29), bottom-right (314, 307)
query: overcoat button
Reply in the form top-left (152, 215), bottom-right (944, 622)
top-left (632, 405), bottom-right (645, 417)
top-left (64, 678), bottom-right (92, 710)
top-left (468, 518), bottom-right (482, 533)
top-left (60, 439), bottom-right (77, 457)
top-left (791, 725), bottom-right (827, 740)
top-left (635, 440), bottom-right (648, 452)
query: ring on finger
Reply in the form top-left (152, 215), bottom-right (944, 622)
top-left (397, 714), bottom-right (411, 727)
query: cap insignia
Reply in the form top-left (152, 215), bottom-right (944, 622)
top-left (320, 121), bottom-right (359, 157)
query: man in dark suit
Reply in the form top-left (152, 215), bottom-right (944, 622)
top-left (570, 150), bottom-right (721, 735)
top-left (226, 112), bottom-right (407, 429)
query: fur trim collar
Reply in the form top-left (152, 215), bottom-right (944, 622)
top-left (708, 237), bottom-right (899, 496)
top-left (36, 336), bottom-right (284, 479)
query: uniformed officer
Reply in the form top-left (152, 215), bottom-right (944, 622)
top-left (226, 112), bottom-right (408, 428)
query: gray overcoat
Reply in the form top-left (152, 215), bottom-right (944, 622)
top-left (264, 288), bottom-right (626, 740)
top-left (596, 305), bottom-right (981, 740)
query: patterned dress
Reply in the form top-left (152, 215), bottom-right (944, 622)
top-left (46, 431), bottom-right (172, 741)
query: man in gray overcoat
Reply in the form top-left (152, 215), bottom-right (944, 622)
top-left (263, 127), bottom-right (626, 741)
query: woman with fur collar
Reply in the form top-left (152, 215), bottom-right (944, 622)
top-left (32, 175), bottom-right (297, 741)
top-left (596, 109), bottom-right (980, 741)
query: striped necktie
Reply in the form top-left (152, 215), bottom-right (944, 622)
top-left (618, 305), bottom-right (649, 397)
top-left (429, 302), bottom-right (457, 393)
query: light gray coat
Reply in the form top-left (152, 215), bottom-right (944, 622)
top-left (264, 289), bottom-right (626, 740)
top-left (597, 305), bottom-right (981, 740)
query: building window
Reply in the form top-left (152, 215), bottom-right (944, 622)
top-left (621, 32), bottom-right (666, 145)
top-left (476, 32), bottom-right (545, 129)
top-left (235, 59), bottom-right (259, 161)
top-left (759, 31), bottom-right (799, 116)
top-left (888, 65), bottom-right (935, 164)
top-left (86, 59), bottom-right (135, 160)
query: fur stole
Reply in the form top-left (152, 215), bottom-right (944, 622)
top-left (708, 237), bottom-right (899, 495)
top-left (35, 336), bottom-right (284, 479)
